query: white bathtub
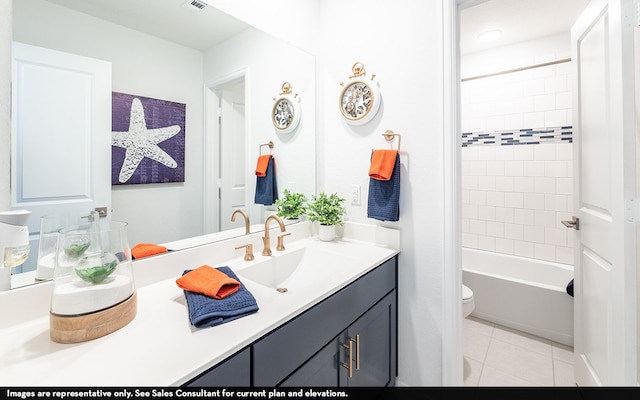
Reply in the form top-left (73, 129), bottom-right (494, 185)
top-left (462, 247), bottom-right (574, 346)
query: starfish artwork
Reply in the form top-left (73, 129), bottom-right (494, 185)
top-left (111, 93), bottom-right (186, 185)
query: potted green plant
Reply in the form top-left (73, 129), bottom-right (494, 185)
top-left (275, 189), bottom-right (307, 222)
top-left (307, 192), bottom-right (346, 241)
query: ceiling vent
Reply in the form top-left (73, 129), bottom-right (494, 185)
top-left (182, 0), bottom-right (208, 12)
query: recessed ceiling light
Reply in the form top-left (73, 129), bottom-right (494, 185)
top-left (477, 30), bottom-right (502, 43)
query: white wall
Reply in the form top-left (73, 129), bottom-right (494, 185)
top-left (317, 0), bottom-right (447, 386)
top-left (203, 27), bottom-right (316, 225)
top-left (0, 0), bottom-right (10, 211)
top-left (462, 33), bottom-right (572, 78)
top-left (461, 34), bottom-right (574, 265)
top-left (12, 0), bottom-right (206, 245)
top-left (205, 0), bottom-right (320, 54)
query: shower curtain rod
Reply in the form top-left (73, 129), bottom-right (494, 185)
top-left (461, 57), bottom-right (571, 82)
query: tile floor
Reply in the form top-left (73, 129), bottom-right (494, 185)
top-left (463, 316), bottom-right (575, 386)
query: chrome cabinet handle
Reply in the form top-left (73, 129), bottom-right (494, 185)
top-left (561, 216), bottom-right (579, 230)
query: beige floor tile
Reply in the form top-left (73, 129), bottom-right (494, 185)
top-left (491, 324), bottom-right (552, 357)
top-left (552, 342), bottom-right (574, 364)
top-left (465, 316), bottom-right (495, 336)
top-left (553, 358), bottom-right (576, 386)
top-left (478, 365), bottom-right (540, 386)
top-left (484, 338), bottom-right (554, 386)
top-left (463, 356), bottom-right (482, 386)
top-left (463, 318), bottom-right (574, 387)
top-left (463, 327), bottom-right (492, 363)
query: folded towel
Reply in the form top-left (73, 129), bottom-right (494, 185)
top-left (367, 152), bottom-right (400, 222)
top-left (176, 265), bottom-right (240, 299)
top-left (255, 155), bottom-right (278, 205)
top-left (255, 154), bottom-right (271, 177)
top-left (131, 243), bottom-right (168, 259)
top-left (180, 266), bottom-right (259, 328)
top-left (369, 150), bottom-right (399, 181)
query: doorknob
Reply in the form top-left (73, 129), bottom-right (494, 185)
top-left (561, 216), bottom-right (579, 230)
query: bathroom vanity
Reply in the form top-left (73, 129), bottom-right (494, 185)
top-left (187, 256), bottom-right (397, 387)
top-left (0, 221), bottom-right (399, 386)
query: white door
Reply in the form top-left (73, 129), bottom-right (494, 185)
top-left (571, 0), bottom-right (637, 386)
top-left (219, 80), bottom-right (246, 231)
top-left (11, 42), bottom-right (112, 271)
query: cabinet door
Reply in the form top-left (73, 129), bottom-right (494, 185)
top-left (279, 337), bottom-right (341, 387)
top-left (184, 347), bottom-right (251, 387)
top-left (253, 256), bottom-right (397, 386)
top-left (340, 292), bottom-right (396, 387)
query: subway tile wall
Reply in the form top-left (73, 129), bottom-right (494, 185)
top-left (461, 61), bottom-right (573, 265)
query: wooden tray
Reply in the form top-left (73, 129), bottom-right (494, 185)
top-left (50, 291), bottom-right (137, 344)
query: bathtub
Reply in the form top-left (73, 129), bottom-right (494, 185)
top-left (462, 247), bottom-right (574, 347)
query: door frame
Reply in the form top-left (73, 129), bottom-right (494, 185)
top-left (448, 0), bottom-right (639, 386)
top-left (443, 0), bottom-right (465, 386)
top-left (203, 69), bottom-right (248, 234)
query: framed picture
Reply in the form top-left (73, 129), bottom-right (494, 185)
top-left (112, 92), bottom-right (186, 185)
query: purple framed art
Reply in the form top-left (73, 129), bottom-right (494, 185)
top-left (111, 92), bottom-right (186, 185)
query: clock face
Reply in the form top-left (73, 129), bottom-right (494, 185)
top-left (272, 94), bottom-right (300, 134)
top-left (339, 79), bottom-right (379, 125)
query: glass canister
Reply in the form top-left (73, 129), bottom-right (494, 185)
top-left (35, 213), bottom-right (86, 281)
top-left (50, 220), bottom-right (136, 342)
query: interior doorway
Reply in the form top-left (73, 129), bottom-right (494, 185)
top-left (204, 74), bottom-right (246, 233)
top-left (457, 0), bottom-right (589, 386)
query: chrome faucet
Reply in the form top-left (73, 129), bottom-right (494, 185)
top-left (231, 209), bottom-right (250, 235)
top-left (262, 215), bottom-right (286, 256)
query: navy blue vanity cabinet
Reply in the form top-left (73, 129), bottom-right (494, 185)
top-left (340, 291), bottom-right (396, 386)
top-left (184, 347), bottom-right (251, 387)
top-left (181, 255), bottom-right (397, 388)
top-left (254, 255), bottom-right (398, 387)
top-left (280, 291), bottom-right (396, 387)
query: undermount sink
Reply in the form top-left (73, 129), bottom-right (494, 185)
top-left (235, 246), bottom-right (352, 291)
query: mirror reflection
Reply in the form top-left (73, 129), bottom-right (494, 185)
top-left (8, 0), bottom-right (316, 289)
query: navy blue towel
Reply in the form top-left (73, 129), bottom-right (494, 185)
top-left (367, 153), bottom-right (400, 221)
top-left (255, 156), bottom-right (278, 205)
top-left (181, 266), bottom-right (259, 328)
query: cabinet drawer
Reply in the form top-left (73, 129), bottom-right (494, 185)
top-left (253, 256), bottom-right (397, 386)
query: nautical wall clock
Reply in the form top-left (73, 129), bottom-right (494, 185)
top-left (339, 62), bottom-right (380, 125)
top-left (272, 82), bottom-right (301, 134)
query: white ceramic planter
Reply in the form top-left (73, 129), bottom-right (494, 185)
top-left (318, 224), bottom-right (336, 241)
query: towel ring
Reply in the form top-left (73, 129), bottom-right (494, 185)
top-left (381, 130), bottom-right (401, 151)
top-left (259, 141), bottom-right (274, 155)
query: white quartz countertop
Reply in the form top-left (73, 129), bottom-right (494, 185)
top-left (0, 222), bottom-right (399, 387)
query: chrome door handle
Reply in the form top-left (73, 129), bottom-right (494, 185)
top-left (561, 216), bottom-right (579, 230)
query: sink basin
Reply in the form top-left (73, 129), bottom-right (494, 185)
top-left (235, 246), bottom-right (352, 290)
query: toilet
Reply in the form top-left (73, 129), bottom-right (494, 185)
top-left (462, 284), bottom-right (475, 318)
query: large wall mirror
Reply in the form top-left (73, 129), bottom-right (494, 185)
top-left (10, 0), bottom-right (316, 288)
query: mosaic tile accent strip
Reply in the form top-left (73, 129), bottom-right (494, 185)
top-left (462, 126), bottom-right (572, 147)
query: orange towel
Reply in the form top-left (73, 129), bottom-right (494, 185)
top-left (176, 265), bottom-right (240, 299)
top-left (255, 155), bottom-right (272, 177)
top-left (369, 150), bottom-right (398, 181)
top-left (131, 243), bottom-right (168, 259)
